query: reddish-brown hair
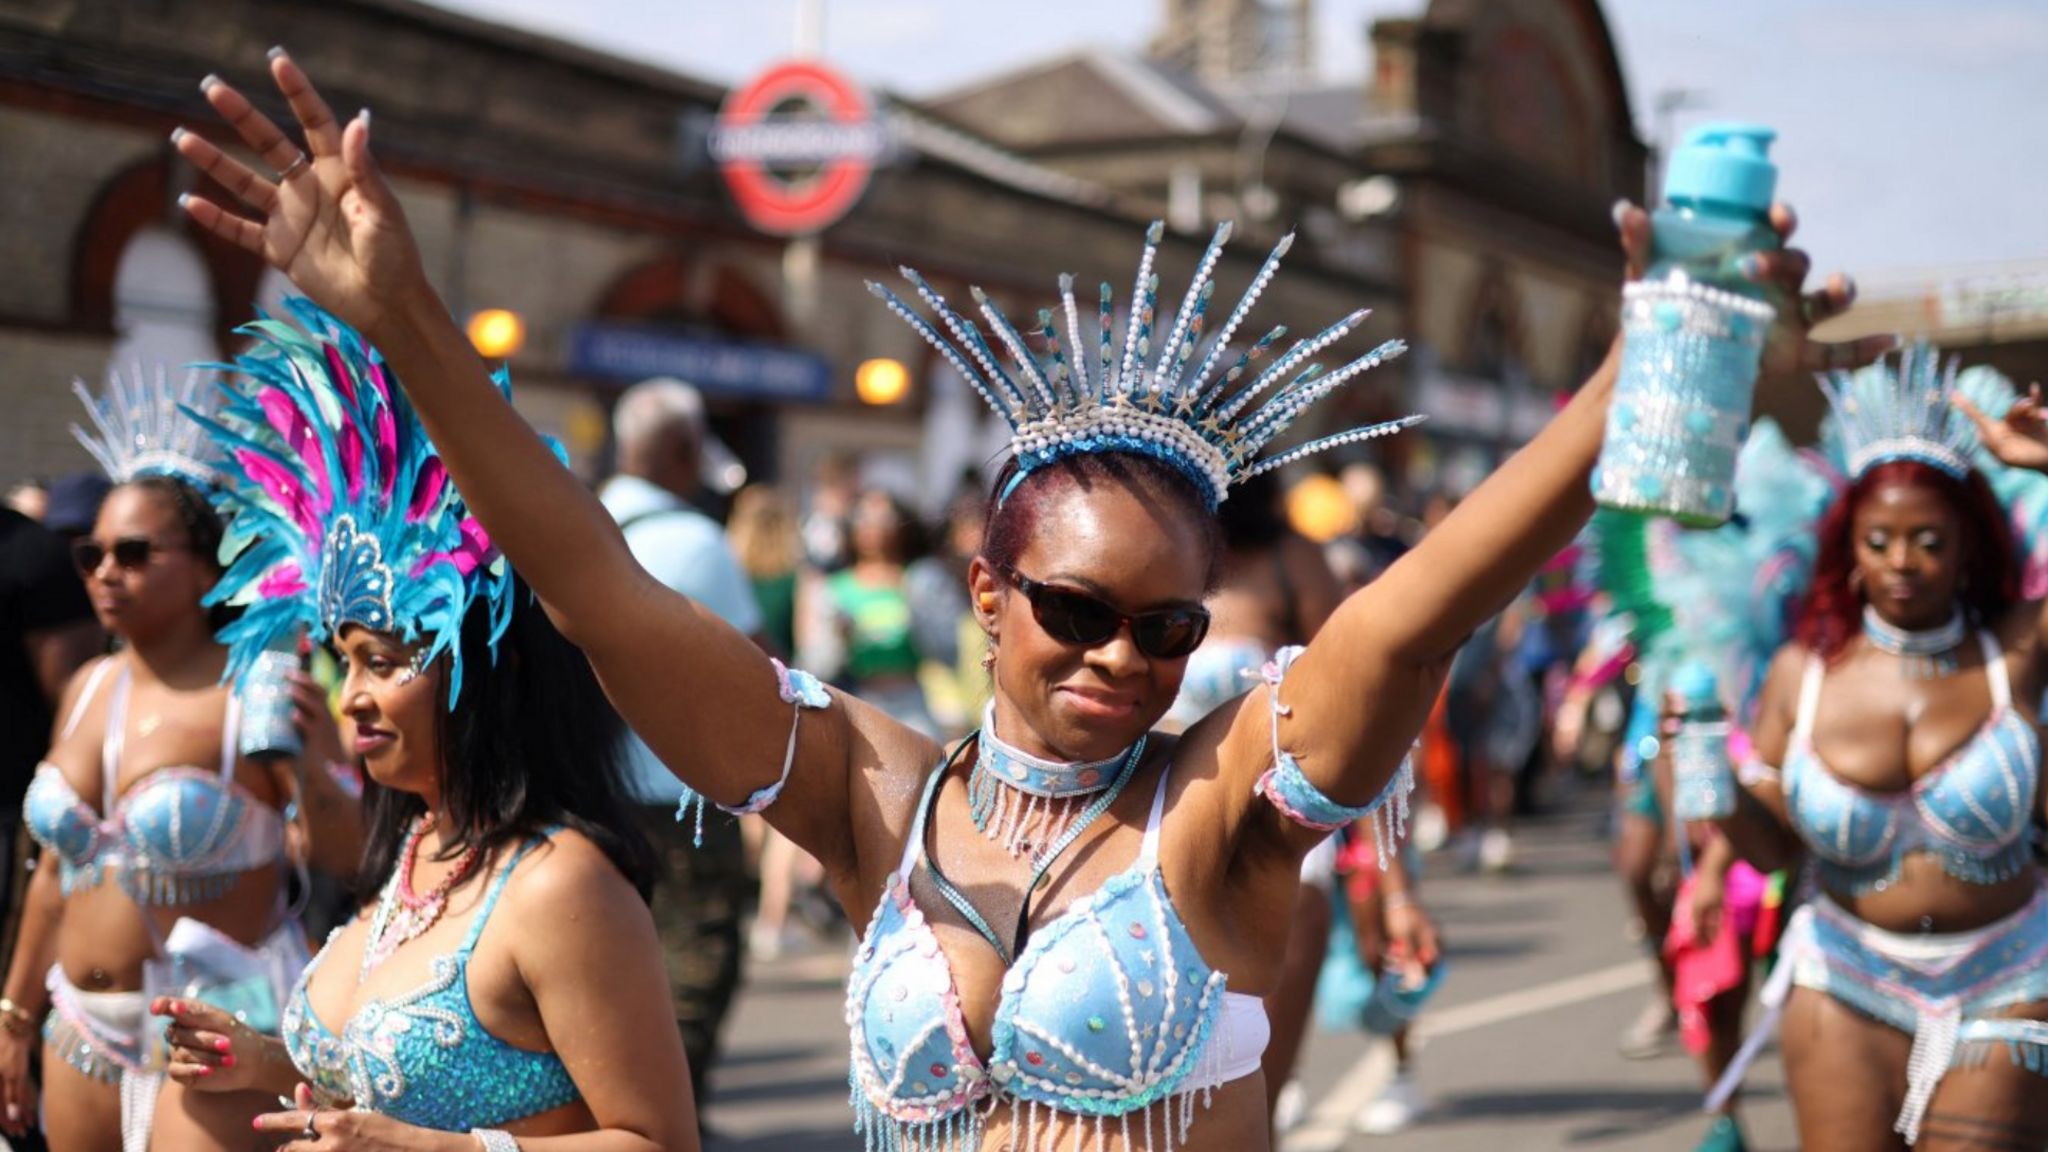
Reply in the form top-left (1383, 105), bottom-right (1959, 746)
top-left (981, 453), bottom-right (1222, 590)
top-left (1795, 459), bottom-right (2016, 661)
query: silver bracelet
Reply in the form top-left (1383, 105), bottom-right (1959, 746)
top-left (471, 1130), bottom-right (520, 1152)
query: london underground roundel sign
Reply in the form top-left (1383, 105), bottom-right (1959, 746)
top-left (710, 60), bottom-right (889, 236)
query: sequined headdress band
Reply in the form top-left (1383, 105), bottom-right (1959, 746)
top-left (869, 220), bottom-right (1422, 508)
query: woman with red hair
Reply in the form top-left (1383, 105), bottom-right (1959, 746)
top-left (1703, 346), bottom-right (2048, 1151)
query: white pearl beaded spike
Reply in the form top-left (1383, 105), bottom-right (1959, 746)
top-left (866, 220), bottom-right (1422, 507)
top-left (70, 364), bottom-right (227, 489)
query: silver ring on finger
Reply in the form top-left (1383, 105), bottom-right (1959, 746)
top-left (278, 150), bottom-right (311, 181)
top-left (302, 1106), bottom-right (320, 1140)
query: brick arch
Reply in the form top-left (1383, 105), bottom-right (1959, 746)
top-left (594, 251), bottom-right (786, 340)
top-left (71, 152), bottom-right (266, 353)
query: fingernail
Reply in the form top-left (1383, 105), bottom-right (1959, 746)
top-left (196, 1065), bottom-right (211, 1077)
top-left (1739, 254), bottom-right (1766, 280)
top-left (358, 107), bottom-right (372, 127)
top-left (1610, 199), bottom-right (1633, 230)
top-left (176, 193), bottom-right (193, 211)
top-left (222, 1054), bottom-right (236, 1068)
top-left (214, 1037), bottom-right (232, 1053)
top-left (1840, 276), bottom-right (1858, 305)
top-left (199, 74), bottom-right (222, 93)
top-left (169, 126), bottom-right (187, 146)
top-left (267, 45), bottom-right (287, 61)
top-left (252, 1118), bottom-right (264, 1131)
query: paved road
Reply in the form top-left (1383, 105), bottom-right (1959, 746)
top-left (701, 791), bottom-right (1798, 1151)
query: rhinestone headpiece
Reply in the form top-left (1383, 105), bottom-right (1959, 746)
top-left (868, 220), bottom-right (1421, 507)
top-left (71, 365), bottom-right (227, 490)
top-left (1819, 340), bottom-right (1974, 481)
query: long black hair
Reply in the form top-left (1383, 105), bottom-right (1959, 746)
top-left (356, 577), bottom-right (657, 902)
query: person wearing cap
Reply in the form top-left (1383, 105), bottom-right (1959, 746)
top-left (599, 377), bottom-right (763, 1115)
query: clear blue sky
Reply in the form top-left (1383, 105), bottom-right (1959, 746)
top-left (428, 0), bottom-right (2048, 280)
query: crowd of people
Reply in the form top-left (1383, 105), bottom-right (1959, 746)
top-left (0, 44), bottom-right (2039, 1152)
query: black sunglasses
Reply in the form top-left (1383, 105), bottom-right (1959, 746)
top-left (73, 537), bottom-right (181, 574)
top-left (996, 564), bottom-right (1210, 660)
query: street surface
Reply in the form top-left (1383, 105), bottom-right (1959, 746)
top-left (703, 789), bottom-right (1798, 1151)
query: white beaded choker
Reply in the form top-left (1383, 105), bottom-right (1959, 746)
top-left (968, 703), bottom-right (1142, 859)
top-left (1861, 606), bottom-right (1966, 679)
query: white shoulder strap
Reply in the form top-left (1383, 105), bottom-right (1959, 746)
top-left (58, 657), bottom-right (116, 742)
top-left (1792, 656), bottom-right (1826, 743)
top-left (1137, 763), bottom-right (1172, 867)
top-left (1976, 630), bottom-right (2011, 711)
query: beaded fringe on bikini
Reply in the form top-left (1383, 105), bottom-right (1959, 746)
top-left (851, 1085), bottom-right (1227, 1152)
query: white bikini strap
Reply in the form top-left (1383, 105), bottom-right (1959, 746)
top-left (1976, 631), bottom-right (2011, 711)
top-left (102, 665), bottom-right (132, 804)
top-left (58, 657), bottom-right (116, 742)
top-left (1137, 763), bottom-right (1172, 867)
top-left (1792, 656), bottom-right (1825, 743)
top-left (219, 690), bottom-right (242, 779)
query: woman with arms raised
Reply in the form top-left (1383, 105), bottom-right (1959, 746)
top-left (171, 51), bottom-right (1868, 1151)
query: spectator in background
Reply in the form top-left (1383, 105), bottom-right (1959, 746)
top-left (3, 483), bottom-right (47, 524)
top-left (799, 451), bottom-right (860, 573)
top-left (803, 489), bottom-right (934, 735)
top-left (906, 482), bottom-right (991, 736)
top-left (0, 504), bottom-right (100, 989)
top-left (1340, 461), bottom-right (1412, 580)
top-left (726, 484), bottom-right (801, 660)
top-left (599, 377), bottom-right (763, 1115)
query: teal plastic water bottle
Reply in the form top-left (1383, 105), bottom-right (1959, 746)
top-left (1593, 124), bottom-right (1782, 527)
top-left (1669, 660), bottom-right (1735, 821)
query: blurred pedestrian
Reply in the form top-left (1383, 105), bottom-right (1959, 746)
top-left (599, 377), bottom-right (763, 1110)
top-left (800, 451), bottom-right (860, 573)
top-left (906, 482), bottom-right (991, 736)
top-left (726, 483), bottom-right (802, 660)
top-left (803, 489), bottom-right (934, 734)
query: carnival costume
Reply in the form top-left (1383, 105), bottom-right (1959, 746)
top-left (729, 221), bottom-right (1416, 1152)
top-left (195, 298), bottom-right (573, 1140)
top-left (1694, 344), bottom-right (2048, 1143)
top-left (23, 368), bottom-right (309, 1152)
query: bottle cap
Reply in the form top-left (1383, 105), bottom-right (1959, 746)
top-left (1671, 660), bottom-right (1721, 710)
top-left (1664, 123), bottom-right (1777, 216)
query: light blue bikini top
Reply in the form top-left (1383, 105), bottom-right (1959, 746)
top-left (845, 760), bottom-right (1267, 1151)
top-left (1784, 631), bottom-right (2040, 895)
top-left (282, 832), bottom-right (581, 1131)
top-left (23, 659), bottom-right (286, 905)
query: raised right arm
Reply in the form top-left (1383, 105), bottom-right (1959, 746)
top-left (172, 53), bottom-right (938, 874)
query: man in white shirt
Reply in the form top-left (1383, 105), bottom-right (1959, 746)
top-left (599, 377), bottom-right (761, 1114)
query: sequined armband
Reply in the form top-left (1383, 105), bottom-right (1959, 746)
top-left (1736, 759), bottom-right (1782, 788)
top-left (1249, 646), bottom-right (1414, 867)
top-left (676, 660), bottom-right (831, 846)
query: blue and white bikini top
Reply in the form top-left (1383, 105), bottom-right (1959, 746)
top-left (23, 659), bottom-right (286, 905)
top-left (845, 760), bottom-right (1268, 1151)
top-left (282, 832), bottom-right (581, 1131)
top-left (1784, 630), bottom-right (2040, 895)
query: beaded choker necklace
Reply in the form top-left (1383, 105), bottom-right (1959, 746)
top-left (968, 702), bottom-right (1142, 859)
top-left (1862, 606), bottom-right (1967, 679)
top-left (361, 814), bottom-right (482, 980)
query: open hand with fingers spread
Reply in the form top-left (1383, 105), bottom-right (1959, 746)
top-left (173, 48), bottom-right (426, 343)
top-left (1956, 382), bottom-right (2048, 472)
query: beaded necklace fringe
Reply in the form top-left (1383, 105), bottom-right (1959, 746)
top-left (967, 706), bottom-right (1135, 861)
top-left (1861, 606), bottom-right (1967, 680)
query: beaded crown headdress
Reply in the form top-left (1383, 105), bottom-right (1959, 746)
top-left (194, 298), bottom-right (515, 702)
top-left (71, 366), bottom-right (228, 490)
top-left (868, 220), bottom-right (1421, 507)
top-left (1818, 340), bottom-right (1976, 481)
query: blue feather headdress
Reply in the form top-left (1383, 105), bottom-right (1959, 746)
top-left (1819, 340), bottom-right (1975, 480)
top-left (868, 220), bottom-right (1421, 507)
top-left (194, 298), bottom-right (515, 703)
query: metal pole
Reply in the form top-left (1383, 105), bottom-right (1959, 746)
top-left (794, 0), bottom-right (824, 58)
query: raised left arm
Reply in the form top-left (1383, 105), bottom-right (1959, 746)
top-left (1216, 203), bottom-right (1883, 846)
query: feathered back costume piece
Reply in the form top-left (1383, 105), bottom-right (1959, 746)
top-left (71, 365), bottom-right (227, 490)
top-left (867, 220), bottom-right (1422, 507)
top-left (1819, 342), bottom-right (2048, 597)
top-left (195, 298), bottom-right (514, 703)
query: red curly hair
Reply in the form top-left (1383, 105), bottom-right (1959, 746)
top-left (1796, 459), bottom-right (2017, 662)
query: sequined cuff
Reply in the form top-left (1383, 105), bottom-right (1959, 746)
top-left (470, 1130), bottom-right (520, 1152)
top-left (676, 660), bottom-right (832, 846)
top-left (1736, 759), bottom-right (1782, 788)
top-left (1672, 719), bottom-right (1738, 821)
top-left (1251, 645), bottom-right (1414, 867)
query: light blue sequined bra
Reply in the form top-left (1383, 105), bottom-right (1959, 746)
top-left (1784, 631), bottom-right (2039, 895)
top-left (845, 759), bottom-right (1268, 1152)
top-left (282, 832), bottom-right (580, 1131)
top-left (23, 660), bottom-right (287, 904)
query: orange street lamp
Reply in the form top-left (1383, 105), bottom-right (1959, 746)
top-left (856, 358), bottom-right (910, 406)
top-left (466, 309), bottom-right (526, 359)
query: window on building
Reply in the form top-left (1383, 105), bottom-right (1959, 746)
top-left (110, 228), bottom-right (214, 376)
